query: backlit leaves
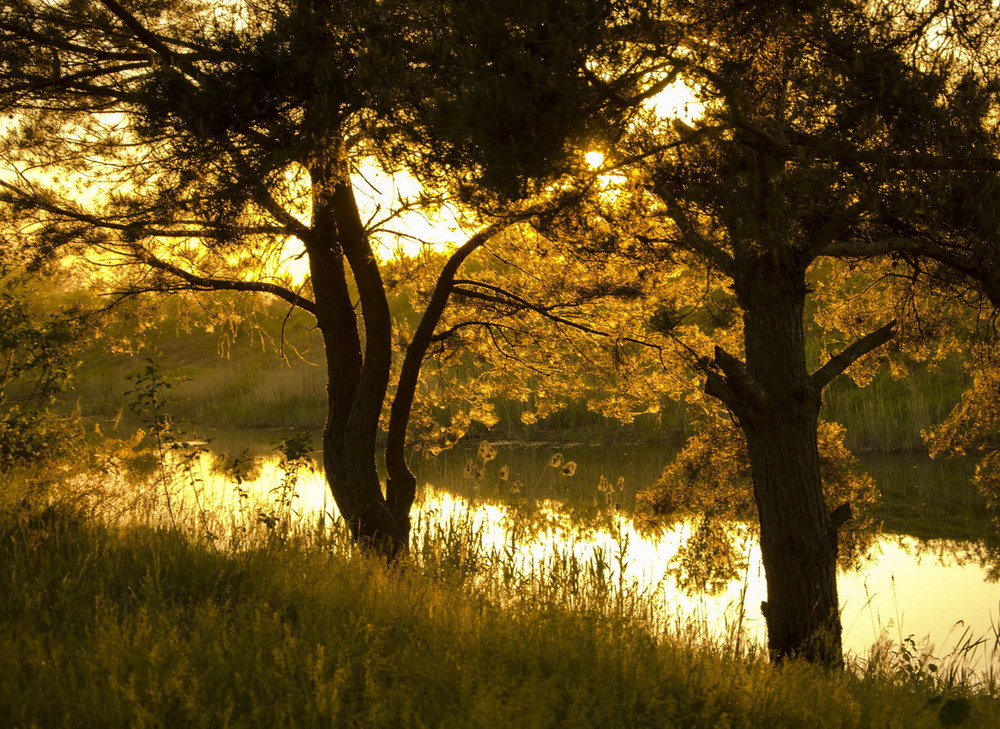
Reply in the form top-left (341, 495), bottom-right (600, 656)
top-left (637, 416), bottom-right (880, 572)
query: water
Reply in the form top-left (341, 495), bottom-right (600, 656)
top-left (133, 430), bottom-right (1000, 678)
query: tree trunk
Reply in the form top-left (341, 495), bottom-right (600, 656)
top-left (745, 259), bottom-right (842, 663)
top-left (305, 150), bottom-right (408, 557)
top-left (708, 249), bottom-right (842, 664)
top-left (384, 224), bottom-right (502, 539)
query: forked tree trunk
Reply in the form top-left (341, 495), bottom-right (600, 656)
top-left (303, 146), bottom-right (506, 556)
top-left (706, 246), bottom-right (895, 663)
top-left (324, 431), bottom-right (406, 551)
top-left (305, 151), bottom-right (409, 557)
top-left (384, 224), bottom-right (503, 543)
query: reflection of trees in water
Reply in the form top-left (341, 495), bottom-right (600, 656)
top-left (976, 540), bottom-right (1000, 583)
top-left (637, 416), bottom-right (881, 592)
top-left (668, 516), bottom-right (750, 595)
top-left (888, 535), bottom-right (1000, 584)
top-left (974, 461), bottom-right (1000, 578)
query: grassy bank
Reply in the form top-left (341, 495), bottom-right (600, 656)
top-left (2, 484), bottom-right (997, 729)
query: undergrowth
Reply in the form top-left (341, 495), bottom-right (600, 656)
top-left (1, 464), bottom-right (998, 728)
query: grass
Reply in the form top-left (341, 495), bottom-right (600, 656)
top-left (2, 464), bottom-right (999, 729)
top-left (69, 329), bottom-right (969, 455)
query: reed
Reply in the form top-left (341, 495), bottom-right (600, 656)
top-left (2, 461), bottom-right (998, 728)
top-left (70, 330), bottom-right (970, 453)
top-left (822, 361), bottom-right (968, 453)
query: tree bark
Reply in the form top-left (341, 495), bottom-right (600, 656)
top-left (306, 151), bottom-right (407, 557)
top-left (711, 248), bottom-right (843, 664)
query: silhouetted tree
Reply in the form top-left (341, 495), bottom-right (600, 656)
top-left (0, 0), bottom-right (647, 554)
top-left (568, 0), bottom-right (1000, 663)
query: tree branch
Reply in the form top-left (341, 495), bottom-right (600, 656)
top-left (811, 320), bottom-right (897, 391)
top-left (772, 130), bottom-right (1000, 172)
top-left (97, 0), bottom-right (201, 81)
top-left (134, 249), bottom-right (316, 315)
top-left (385, 220), bottom-right (509, 519)
top-left (649, 177), bottom-right (736, 276)
top-left (0, 179), bottom-right (292, 239)
top-left (0, 20), bottom-right (149, 62)
top-left (707, 345), bottom-right (767, 418)
top-left (704, 370), bottom-right (744, 415)
top-left (450, 282), bottom-right (658, 349)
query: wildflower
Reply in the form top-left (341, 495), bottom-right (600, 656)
top-left (549, 453), bottom-right (564, 468)
top-left (499, 464), bottom-right (510, 481)
top-left (560, 461), bottom-right (577, 477)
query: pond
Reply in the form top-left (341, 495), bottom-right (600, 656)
top-left (133, 429), bottom-right (1000, 680)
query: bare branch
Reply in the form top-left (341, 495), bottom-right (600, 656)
top-left (811, 320), bottom-right (897, 391)
top-left (134, 249), bottom-right (316, 315)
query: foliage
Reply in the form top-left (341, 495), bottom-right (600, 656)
top-left (258, 431), bottom-right (315, 531)
top-left (0, 264), bottom-right (86, 471)
top-left (6, 0), bottom-right (1000, 664)
top-left (0, 0), bottom-right (674, 551)
top-left (637, 416), bottom-right (881, 575)
top-left (925, 361), bottom-right (1000, 528)
top-left (122, 358), bottom-right (209, 527)
top-left (371, 0), bottom-right (655, 206)
top-left (385, 224), bottom-right (719, 455)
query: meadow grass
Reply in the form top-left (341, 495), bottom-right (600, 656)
top-left (822, 361), bottom-right (968, 454)
top-left (67, 316), bottom-right (970, 451)
top-left (2, 469), bottom-right (999, 729)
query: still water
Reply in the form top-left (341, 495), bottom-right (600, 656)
top-left (145, 432), bottom-right (1000, 678)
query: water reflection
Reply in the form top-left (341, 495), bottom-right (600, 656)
top-left (413, 487), bottom-right (1000, 680)
top-left (112, 439), bottom-right (1000, 680)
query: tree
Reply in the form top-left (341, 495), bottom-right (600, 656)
top-left (0, 0), bottom-right (648, 554)
top-left (562, 0), bottom-right (1000, 663)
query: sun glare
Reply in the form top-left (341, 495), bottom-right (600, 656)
top-left (585, 151), bottom-right (606, 169)
top-left (353, 161), bottom-right (465, 260)
top-left (644, 81), bottom-right (703, 123)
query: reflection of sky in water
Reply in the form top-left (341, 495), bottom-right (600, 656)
top-left (150, 452), bottom-right (999, 678)
top-left (841, 539), bottom-right (1000, 671)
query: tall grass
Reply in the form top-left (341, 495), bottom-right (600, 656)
top-left (69, 319), bottom-right (970, 452)
top-left (822, 361), bottom-right (968, 453)
top-left (2, 461), bottom-right (999, 728)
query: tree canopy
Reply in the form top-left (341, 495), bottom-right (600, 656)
top-left (5, 0), bottom-right (1000, 668)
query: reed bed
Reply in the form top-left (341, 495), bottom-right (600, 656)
top-left (68, 324), bottom-right (970, 452)
top-left (2, 454), bottom-right (998, 729)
